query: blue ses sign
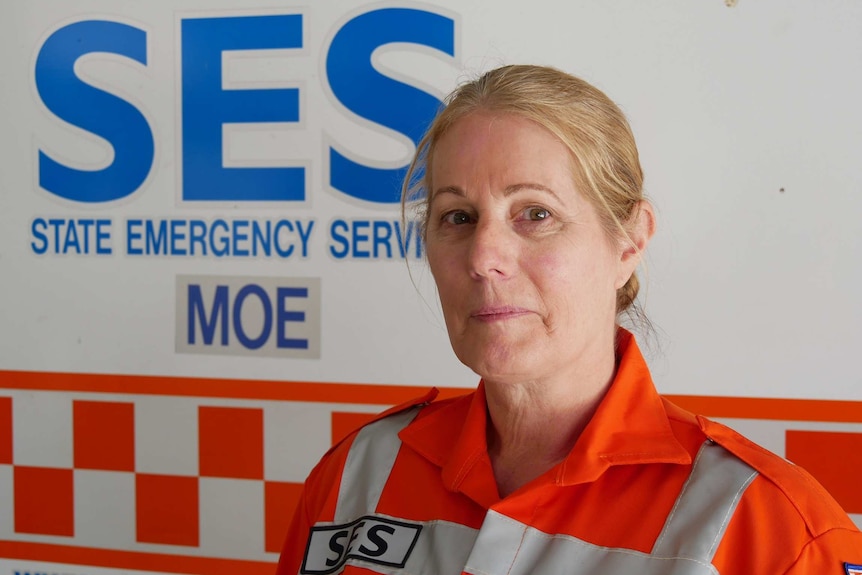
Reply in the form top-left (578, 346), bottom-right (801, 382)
top-left (34, 8), bottom-right (456, 205)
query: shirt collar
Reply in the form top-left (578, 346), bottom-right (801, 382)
top-left (556, 329), bottom-right (691, 485)
top-left (399, 329), bottom-right (690, 500)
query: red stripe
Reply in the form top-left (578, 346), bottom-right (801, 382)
top-left (2, 370), bottom-right (861, 422)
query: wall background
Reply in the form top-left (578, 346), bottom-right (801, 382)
top-left (1, 1), bottom-right (860, 574)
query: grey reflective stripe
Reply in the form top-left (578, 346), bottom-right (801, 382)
top-left (463, 510), bottom-right (720, 575)
top-left (323, 417), bottom-right (759, 575)
top-left (461, 441), bottom-right (758, 575)
top-left (652, 440), bottom-right (758, 561)
top-left (334, 407), bottom-right (419, 523)
top-left (377, 518), bottom-right (478, 575)
top-left (340, 516), bottom-right (479, 575)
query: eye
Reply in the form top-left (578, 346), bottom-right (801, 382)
top-left (443, 210), bottom-right (473, 225)
top-left (523, 207), bottom-right (551, 221)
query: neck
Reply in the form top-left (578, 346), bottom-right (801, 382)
top-left (483, 349), bottom-right (616, 497)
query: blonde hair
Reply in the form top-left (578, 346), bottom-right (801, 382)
top-left (403, 64), bottom-right (648, 315)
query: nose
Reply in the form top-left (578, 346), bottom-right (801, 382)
top-left (468, 218), bottom-right (514, 280)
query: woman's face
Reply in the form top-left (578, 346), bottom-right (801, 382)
top-left (426, 112), bottom-right (637, 383)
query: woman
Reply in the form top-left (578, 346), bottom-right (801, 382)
top-left (277, 65), bottom-right (862, 574)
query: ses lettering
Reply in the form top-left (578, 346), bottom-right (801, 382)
top-left (34, 9), bottom-right (455, 205)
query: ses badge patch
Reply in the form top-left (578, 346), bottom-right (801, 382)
top-left (301, 515), bottom-right (422, 575)
top-left (845, 563), bottom-right (862, 575)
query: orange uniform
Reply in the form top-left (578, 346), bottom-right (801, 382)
top-left (277, 332), bottom-right (862, 574)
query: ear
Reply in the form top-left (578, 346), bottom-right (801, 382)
top-left (615, 200), bottom-right (656, 289)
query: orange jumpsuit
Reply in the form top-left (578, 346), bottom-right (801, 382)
top-left (277, 331), bottom-right (862, 574)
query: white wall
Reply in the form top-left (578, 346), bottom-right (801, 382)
top-left (1, 1), bottom-right (860, 573)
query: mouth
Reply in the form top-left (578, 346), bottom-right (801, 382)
top-left (470, 306), bottom-right (533, 322)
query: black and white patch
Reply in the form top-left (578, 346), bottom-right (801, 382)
top-left (301, 515), bottom-right (422, 575)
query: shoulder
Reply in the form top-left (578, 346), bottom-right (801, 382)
top-left (307, 386), bottom-right (466, 480)
top-left (698, 416), bottom-right (859, 536)
top-left (661, 396), bottom-right (856, 536)
top-left (697, 417), bottom-right (862, 571)
top-left (659, 397), bottom-right (861, 569)
top-left (316, 387), bottom-right (442, 462)
top-left (296, 387), bottom-right (462, 521)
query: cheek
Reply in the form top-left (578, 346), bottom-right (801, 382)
top-left (531, 251), bottom-right (561, 274)
top-left (425, 242), bottom-right (444, 279)
top-left (536, 250), bottom-right (618, 305)
top-left (426, 243), bottom-right (459, 295)
top-left (529, 245), bottom-right (583, 282)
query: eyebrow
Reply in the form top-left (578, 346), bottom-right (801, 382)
top-left (504, 182), bottom-right (562, 202)
top-left (431, 182), bottom-right (562, 202)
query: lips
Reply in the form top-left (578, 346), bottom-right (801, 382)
top-left (470, 305), bottom-right (532, 321)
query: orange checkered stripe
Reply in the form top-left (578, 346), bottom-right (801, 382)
top-left (0, 371), bottom-right (860, 575)
top-left (11, 401), bottom-right (283, 547)
top-left (2, 399), bottom-right (384, 551)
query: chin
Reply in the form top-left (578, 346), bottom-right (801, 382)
top-left (456, 343), bottom-right (538, 383)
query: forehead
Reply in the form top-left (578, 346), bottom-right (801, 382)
top-left (429, 112), bottom-right (576, 190)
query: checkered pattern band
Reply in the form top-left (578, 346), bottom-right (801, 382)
top-left (0, 389), bottom-right (380, 567)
